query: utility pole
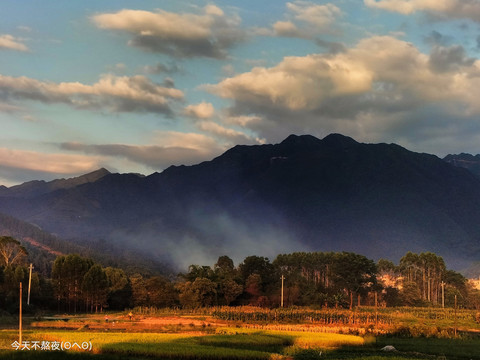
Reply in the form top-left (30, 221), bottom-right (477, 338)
top-left (440, 281), bottom-right (445, 308)
top-left (280, 275), bottom-right (285, 308)
top-left (19, 282), bottom-right (22, 344)
top-left (27, 263), bottom-right (33, 305)
top-left (454, 294), bottom-right (457, 337)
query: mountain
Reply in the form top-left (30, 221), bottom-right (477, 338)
top-left (444, 153), bottom-right (480, 178)
top-left (0, 168), bottom-right (111, 198)
top-left (1, 134), bottom-right (480, 270)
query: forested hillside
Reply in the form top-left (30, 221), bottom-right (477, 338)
top-left (1, 236), bottom-right (479, 314)
top-left (2, 134), bottom-right (480, 271)
top-left (0, 213), bottom-right (171, 276)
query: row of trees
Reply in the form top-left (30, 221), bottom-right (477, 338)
top-left (1, 234), bottom-right (479, 312)
top-left (175, 252), bottom-right (479, 309)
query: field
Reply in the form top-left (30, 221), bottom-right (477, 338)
top-left (1, 307), bottom-right (480, 359)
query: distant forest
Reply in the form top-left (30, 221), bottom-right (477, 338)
top-left (1, 235), bottom-right (480, 313)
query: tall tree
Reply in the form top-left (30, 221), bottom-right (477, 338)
top-left (214, 255), bottom-right (236, 279)
top-left (82, 264), bottom-right (109, 312)
top-left (331, 252), bottom-right (377, 309)
top-left (51, 254), bottom-right (93, 312)
top-left (105, 267), bottom-right (132, 310)
top-left (0, 236), bottom-right (27, 267)
top-left (239, 255), bottom-right (275, 292)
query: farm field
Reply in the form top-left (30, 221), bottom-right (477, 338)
top-left (1, 307), bottom-right (480, 359)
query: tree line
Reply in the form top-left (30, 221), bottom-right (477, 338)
top-left (1, 235), bottom-right (479, 313)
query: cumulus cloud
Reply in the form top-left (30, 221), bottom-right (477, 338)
top-left (92, 5), bottom-right (245, 58)
top-left (428, 45), bottom-right (475, 72)
top-left (272, 21), bottom-right (304, 38)
top-left (0, 73), bottom-right (183, 115)
top-left (287, 1), bottom-right (342, 28)
top-left (0, 34), bottom-right (28, 51)
top-left (60, 131), bottom-right (225, 170)
top-left (184, 101), bottom-right (215, 119)
top-left (257, 1), bottom-right (342, 38)
top-left (206, 35), bottom-right (480, 148)
top-left (364, 0), bottom-right (480, 21)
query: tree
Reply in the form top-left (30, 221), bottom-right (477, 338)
top-left (214, 255), bottom-right (236, 279)
top-left (129, 274), bottom-right (148, 307)
top-left (400, 252), bottom-right (446, 305)
top-left (220, 279), bottom-right (243, 305)
top-left (331, 252), bottom-right (377, 309)
top-left (145, 276), bottom-right (177, 307)
top-left (0, 236), bottom-right (27, 267)
top-left (182, 265), bottom-right (215, 282)
top-left (105, 267), bottom-right (132, 310)
top-left (51, 254), bottom-right (94, 312)
top-left (82, 265), bottom-right (109, 312)
top-left (239, 256), bottom-right (275, 291)
top-left (401, 282), bottom-right (422, 306)
top-left (244, 273), bottom-right (262, 304)
top-left (177, 277), bottom-right (217, 308)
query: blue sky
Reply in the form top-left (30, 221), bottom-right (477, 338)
top-left (2, 0), bottom-right (480, 185)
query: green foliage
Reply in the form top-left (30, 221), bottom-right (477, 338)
top-left (51, 254), bottom-right (94, 312)
top-left (239, 256), bottom-right (275, 289)
top-left (177, 277), bottom-right (217, 308)
top-left (220, 278), bottom-right (243, 305)
top-left (82, 264), bottom-right (109, 312)
top-left (105, 267), bottom-right (132, 310)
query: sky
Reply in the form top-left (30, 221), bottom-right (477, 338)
top-left (2, 0), bottom-right (480, 186)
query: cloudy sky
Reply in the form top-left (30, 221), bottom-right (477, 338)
top-left (2, 0), bottom-right (480, 186)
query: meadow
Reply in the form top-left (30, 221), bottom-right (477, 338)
top-left (0, 307), bottom-right (479, 359)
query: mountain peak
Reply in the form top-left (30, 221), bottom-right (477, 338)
top-left (78, 168), bottom-right (111, 182)
top-left (280, 134), bottom-right (322, 147)
top-left (444, 153), bottom-right (480, 178)
top-left (321, 133), bottom-right (358, 148)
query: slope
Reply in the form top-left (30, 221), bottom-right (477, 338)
top-left (1, 134), bottom-right (479, 269)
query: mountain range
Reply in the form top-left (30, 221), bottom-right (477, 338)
top-left (1, 134), bottom-right (480, 272)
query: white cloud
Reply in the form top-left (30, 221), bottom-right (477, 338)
top-left (61, 131), bottom-right (226, 170)
top-left (364, 0), bottom-right (480, 21)
top-left (184, 102), bottom-right (215, 119)
top-left (0, 73), bottom-right (183, 115)
top-left (273, 21), bottom-right (303, 37)
top-left (197, 120), bottom-right (252, 142)
top-left (0, 148), bottom-right (102, 174)
top-left (257, 2), bottom-right (342, 39)
top-left (0, 34), bottom-right (28, 52)
top-left (92, 5), bottom-right (245, 58)
top-left (287, 1), bottom-right (342, 28)
top-left (225, 115), bottom-right (263, 127)
top-left (206, 35), bottom-right (480, 148)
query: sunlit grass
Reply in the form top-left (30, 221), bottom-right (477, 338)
top-left (0, 328), bottom-right (366, 359)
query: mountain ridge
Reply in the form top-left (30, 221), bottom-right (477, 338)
top-left (1, 134), bottom-right (480, 271)
top-left (0, 168), bottom-right (111, 198)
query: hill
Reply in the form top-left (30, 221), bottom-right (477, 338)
top-left (0, 211), bottom-right (171, 276)
top-left (444, 153), bottom-right (480, 178)
top-left (1, 134), bottom-right (480, 270)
